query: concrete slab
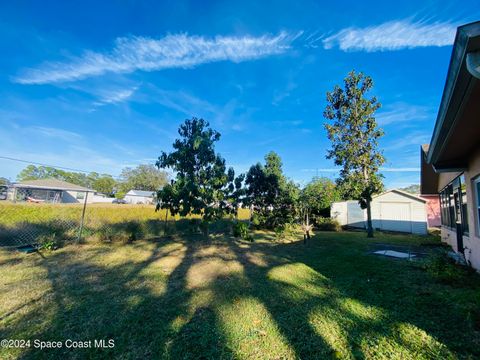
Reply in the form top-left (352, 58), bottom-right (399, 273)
top-left (373, 250), bottom-right (415, 259)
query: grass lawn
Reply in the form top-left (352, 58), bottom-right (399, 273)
top-left (1, 231), bottom-right (479, 359)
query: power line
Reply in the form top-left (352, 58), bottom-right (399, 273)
top-left (0, 155), bottom-right (116, 176)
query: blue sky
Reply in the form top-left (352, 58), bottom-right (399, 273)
top-left (0, 1), bottom-right (479, 188)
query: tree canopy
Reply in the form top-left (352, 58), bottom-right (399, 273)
top-left (156, 118), bottom-right (240, 231)
top-left (324, 70), bottom-right (385, 237)
top-left (400, 184), bottom-right (420, 195)
top-left (16, 165), bottom-right (117, 196)
top-left (300, 177), bottom-right (340, 218)
top-left (117, 164), bottom-right (168, 197)
top-left (245, 151), bottom-right (299, 228)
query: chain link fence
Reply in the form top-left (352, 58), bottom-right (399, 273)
top-left (0, 189), bottom-right (166, 247)
top-left (0, 191), bottom-right (247, 248)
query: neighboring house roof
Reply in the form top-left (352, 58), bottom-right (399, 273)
top-left (426, 21), bottom-right (480, 171)
top-left (13, 178), bottom-right (93, 192)
top-left (125, 190), bottom-right (155, 197)
top-left (373, 189), bottom-right (427, 203)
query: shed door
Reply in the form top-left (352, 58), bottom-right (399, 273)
top-left (379, 202), bottom-right (411, 233)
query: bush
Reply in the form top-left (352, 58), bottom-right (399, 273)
top-left (37, 233), bottom-right (59, 250)
top-left (423, 251), bottom-right (472, 284)
top-left (124, 221), bottom-right (143, 242)
top-left (233, 222), bottom-right (253, 241)
top-left (274, 223), bottom-right (298, 241)
top-left (314, 217), bottom-right (341, 232)
top-left (95, 224), bottom-right (120, 243)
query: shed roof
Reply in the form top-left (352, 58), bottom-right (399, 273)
top-left (373, 189), bottom-right (426, 203)
top-left (14, 178), bottom-right (93, 192)
top-left (125, 190), bottom-right (155, 197)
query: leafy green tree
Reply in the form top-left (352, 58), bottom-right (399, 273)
top-left (324, 70), bottom-right (385, 237)
top-left (93, 175), bottom-right (116, 196)
top-left (400, 184), bottom-right (420, 195)
top-left (245, 151), bottom-right (298, 228)
top-left (156, 117), bottom-right (236, 236)
top-left (0, 177), bottom-right (9, 186)
top-left (118, 164), bottom-right (168, 195)
top-left (16, 165), bottom-right (117, 195)
top-left (17, 165), bottom-right (61, 181)
top-left (300, 177), bottom-right (340, 219)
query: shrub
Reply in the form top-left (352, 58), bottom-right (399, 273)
top-left (423, 251), bottom-right (472, 284)
top-left (251, 213), bottom-right (264, 228)
top-left (37, 233), bottom-right (59, 251)
top-left (95, 224), bottom-right (118, 242)
top-left (314, 217), bottom-right (341, 232)
top-left (233, 222), bottom-right (253, 241)
top-left (124, 221), bottom-right (143, 242)
top-left (273, 223), bottom-right (298, 241)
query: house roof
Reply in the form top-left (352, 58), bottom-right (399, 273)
top-left (14, 178), bottom-right (93, 192)
top-left (373, 189), bottom-right (427, 203)
top-left (125, 189), bottom-right (155, 197)
top-left (426, 21), bottom-right (480, 171)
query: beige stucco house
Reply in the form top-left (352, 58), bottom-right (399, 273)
top-left (421, 21), bottom-right (480, 270)
top-left (10, 178), bottom-right (95, 204)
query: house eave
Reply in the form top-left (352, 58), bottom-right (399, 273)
top-left (427, 21), bottom-right (480, 168)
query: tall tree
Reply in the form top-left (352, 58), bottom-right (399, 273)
top-left (156, 117), bottom-right (237, 236)
top-left (324, 70), bottom-right (385, 237)
top-left (245, 151), bottom-right (298, 228)
top-left (117, 164), bottom-right (168, 196)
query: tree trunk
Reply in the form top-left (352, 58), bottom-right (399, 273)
top-left (164, 210), bottom-right (169, 235)
top-left (366, 198), bottom-right (374, 238)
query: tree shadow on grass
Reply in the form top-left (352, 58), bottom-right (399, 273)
top-left (1, 232), bottom-right (479, 359)
top-left (264, 235), bottom-right (480, 358)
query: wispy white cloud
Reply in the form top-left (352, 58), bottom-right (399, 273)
top-left (14, 32), bottom-right (297, 84)
top-left (380, 167), bottom-right (420, 172)
top-left (27, 126), bottom-right (83, 141)
top-left (322, 19), bottom-right (456, 52)
top-left (383, 131), bottom-right (431, 151)
top-left (301, 167), bottom-right (420, 173)
top-left (93, 86), bottom-right (138, 106)
top-left (377, 102), bottom-right (433, 126)
top-left (301, 168), bottom-right (339, 173)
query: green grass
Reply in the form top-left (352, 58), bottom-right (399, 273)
top-left (0, 231), bottom-right (479, 359)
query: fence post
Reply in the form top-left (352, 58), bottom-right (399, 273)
top-left (77, 191), bottom-right (89, 243)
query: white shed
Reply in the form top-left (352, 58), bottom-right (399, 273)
top-left (124, 190), bottom-right (155, 204)
top-left (331, 189), bottom-right (428, 235)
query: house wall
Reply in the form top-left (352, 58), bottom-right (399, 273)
top-left (91, 194), bottom-right (113, 203)
top-left (420, 195), bottom-right (441, 227)
top-left (438, 146), bottom-right (480, 270)
top-left (124, 195), bottom-right (153, 204)
top-left (62, 191), bottom-right (94, 204)
top-left (462, 146), bottom-right (480, 269)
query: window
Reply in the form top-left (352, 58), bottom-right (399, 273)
top-left (76, 192), bottom-right (85, 200)
top-left (439, 175), bottom-right (469, 235)
top-left (460, 175), bottom-right (469, 235)
top-left (475, 177), bottom-right (480, 235)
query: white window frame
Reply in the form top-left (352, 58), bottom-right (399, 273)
top-left (475, 176), bottom-right (480, 236)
